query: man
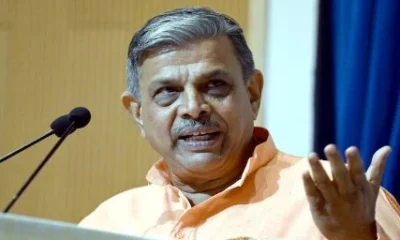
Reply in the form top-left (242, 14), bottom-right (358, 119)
top-left (79, 7), bottom-right (400, 240)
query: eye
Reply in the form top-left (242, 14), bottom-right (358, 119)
top-left (154, 86), bottom-right (181, 106)
top-left (208, 79), bottom-right (226, 88)
top-left (206, 79), bottom-right (231, 97)
top-left (158, 86), bottom-right (178, 95)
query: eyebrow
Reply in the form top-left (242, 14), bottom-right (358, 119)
top-left (149, 69), bottom-right (233, 87)
top-left (199, 69), bottom-right (233, 80)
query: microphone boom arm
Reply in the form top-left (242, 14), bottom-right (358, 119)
top-left (0, 130), bottom-right (54, 164)
top-left (3, 121), bottom-right (76, 213)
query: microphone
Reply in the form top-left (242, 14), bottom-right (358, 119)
top-left (0, 115), bottom-right (73, 164)
top-left (51, 115), bottom-right (77, 137)
top-left (69, 107), bottom-right (91, 129)
top-left (2, 107), bottom-right (91, 213)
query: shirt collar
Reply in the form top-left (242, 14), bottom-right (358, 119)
top-left (146, 127), bottom-right (278, 187)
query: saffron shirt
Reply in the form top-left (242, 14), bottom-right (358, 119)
top-left (79, 127), bottom-right (400, 240)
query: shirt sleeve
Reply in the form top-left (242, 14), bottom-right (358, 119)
top-left (375, 188), bottom-right (400, 239)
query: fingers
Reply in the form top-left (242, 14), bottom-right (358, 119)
top-left (302, 171), bottom-right (324, 213)
top-left (306, 145), bottom-right (390, 204)
top-left (366, 146), bottom-right (391, 187)
top-left (325, 145), bottom-right (355, 195)
top-left (346, 147), bottom-right (368, 189)
top-left (303, 170), bottom-right (320, 197)
top-left (307, 153), bottom-right (339, 202)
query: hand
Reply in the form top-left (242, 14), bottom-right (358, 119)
top-left (302, 144), bottom-right (391, 240)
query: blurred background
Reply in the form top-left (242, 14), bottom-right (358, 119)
top-left (0, 0), bottom-right (399, 224)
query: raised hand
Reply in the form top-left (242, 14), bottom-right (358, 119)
top-left (302, 144), bottom-right (391, 240)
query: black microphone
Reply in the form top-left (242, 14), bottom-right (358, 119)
top-left (0, 115), bottom-right (74, 164)
top-left (69, 107), bottom-right (91, 129)
top-left (2, 107), bottom-right (91, 213)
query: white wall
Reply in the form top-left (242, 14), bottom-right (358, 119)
top-left (262, 0), bottom-right (318, 156)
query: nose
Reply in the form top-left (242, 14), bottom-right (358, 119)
top-left (177, 87), bottom-right (211, 119)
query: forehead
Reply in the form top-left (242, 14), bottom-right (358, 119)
top-left (138, 36), bottom-right (242, 84)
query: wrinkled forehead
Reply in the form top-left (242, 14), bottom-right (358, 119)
top-left (138, 36), bottom-right (242, 85)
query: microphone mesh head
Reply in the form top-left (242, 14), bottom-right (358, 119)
top-left (50, 115), bottom-right (75, 137)
top-left (69, 107), bottom-right (91, 128)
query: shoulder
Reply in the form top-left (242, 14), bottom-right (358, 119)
top-left (269, 151), bottom-right (337, 185)
top-left (272, 151), bottom-right (309, 172)
top-left (375, 187), bottom-right (400, 238)
top-left (78, 184), bottom-right (163, 230)
top-left (277, 151), bottom-right (333, 175)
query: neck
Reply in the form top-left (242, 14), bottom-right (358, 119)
top-left (180, 167), bottom-right (245, 206)
top-left (171, 138), bottom-right (256, 206)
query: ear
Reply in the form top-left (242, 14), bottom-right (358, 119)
top-left (247, 70), bottom-right (264, 120)
top-left (121, 91), bottom-right (146, 138)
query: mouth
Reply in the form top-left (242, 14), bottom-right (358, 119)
top-left (177, 129), bottom-right (222, 151)
top-left (180, 131), bottom-right (220, 141)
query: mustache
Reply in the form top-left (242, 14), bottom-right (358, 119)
top-left (171, 118), bottom-right (221, 138)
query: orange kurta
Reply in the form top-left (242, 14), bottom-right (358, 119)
top-left (79, 128), bottom-right (400, 240)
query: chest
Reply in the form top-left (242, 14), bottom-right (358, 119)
top-left (140, 190), bottom-right (324, 240)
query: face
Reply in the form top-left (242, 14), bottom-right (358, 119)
top-left (123, 36), bottom-right (263, 180)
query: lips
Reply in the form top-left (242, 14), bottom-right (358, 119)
top-left (177, 127), bottom-right (222, 151)
top-left (180, 132), bottom-right (220, 141)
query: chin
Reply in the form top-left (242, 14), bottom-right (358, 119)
top-left (182, 152), bottom-right (226, 171)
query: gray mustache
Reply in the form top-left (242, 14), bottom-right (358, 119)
top-left (172, 118), bottom-right (220, 137)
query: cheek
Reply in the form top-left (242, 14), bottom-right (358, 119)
top-left (142, 109), bottom-right (174, 150)
top-left (218, 94), bottom-right (253, 124)
top-left (217, 95), bottom-right (254, 138)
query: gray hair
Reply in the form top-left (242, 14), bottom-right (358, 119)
top-left (127, 7), bottom-right (255, 101)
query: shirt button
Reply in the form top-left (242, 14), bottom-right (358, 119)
top-left (175, 232), bottom-right (185, 239)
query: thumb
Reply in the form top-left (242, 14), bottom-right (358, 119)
top-left (365, 146), bottom-right (391, 191)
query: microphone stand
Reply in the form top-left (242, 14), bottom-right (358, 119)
top-left (3, 121), bottom-right (76, 213)
top-left (0, 130), bottom-right (54, 164)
